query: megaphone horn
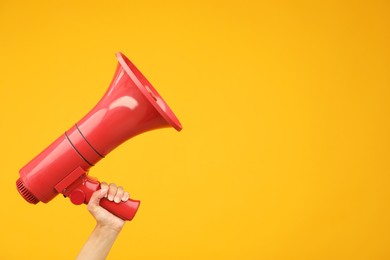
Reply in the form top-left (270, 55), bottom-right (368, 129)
top-left (16, 52), bottom-right (182, 221)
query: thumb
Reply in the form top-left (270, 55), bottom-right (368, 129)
top-left (88, 186), bottom-right (108, 210)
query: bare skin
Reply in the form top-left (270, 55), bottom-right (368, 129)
top-left (76, 183), bottom-right (130, 260)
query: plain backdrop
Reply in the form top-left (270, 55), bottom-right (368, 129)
top-left (0, 0), bottom-right (389, 259)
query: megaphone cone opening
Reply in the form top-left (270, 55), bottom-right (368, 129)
top-left (116, 52), bottom-right (183, 131)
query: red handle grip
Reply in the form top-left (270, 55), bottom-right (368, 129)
top-left (99, 197), bottom-right (140, 221)
top-left (63, 175), bottom-right (140, 221)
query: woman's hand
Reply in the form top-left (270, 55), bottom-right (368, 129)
top-left (76, 183), bottom-right (130, 260)
top-left (87, 182), bottom-right (130, 232)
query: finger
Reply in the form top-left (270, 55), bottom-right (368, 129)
top-left (100, 182), bottom-right (109, 198)
top-left (107, 183), bottom-right (117, 201)
top-left (114, 186), bottom-right (124, 203)
top-left (122, 191), bottom-right (130, 202)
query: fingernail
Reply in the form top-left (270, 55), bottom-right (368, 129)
top-left (108, 195), bottom-right (114, 201)
top-left (114, 197), bottom-right (121, 203)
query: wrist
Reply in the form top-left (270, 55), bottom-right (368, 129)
top-left (76, 222), bottom-right (123, 260)
top-left (95, 222), bottom-right (125, 234)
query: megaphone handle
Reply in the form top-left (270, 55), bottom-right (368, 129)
top-left (65, 175), bottom-right (140, 221)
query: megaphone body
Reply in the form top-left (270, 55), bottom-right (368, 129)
top-left (16, 52), bottom-right (182, 221)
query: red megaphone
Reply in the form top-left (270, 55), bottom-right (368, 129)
top-left (16, 52), bottom-right (182, 221)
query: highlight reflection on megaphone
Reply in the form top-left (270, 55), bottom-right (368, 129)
top-left (16, 52), bottom-right (182, 221)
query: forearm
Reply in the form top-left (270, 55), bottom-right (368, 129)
top-left (76, 224), bottom-right (122, 260)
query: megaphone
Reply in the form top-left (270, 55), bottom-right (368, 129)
top-left (16, 52), bottom-right (182, 221)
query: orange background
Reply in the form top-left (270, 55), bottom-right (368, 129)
top-left (0, 0), bottom-right (389, 259)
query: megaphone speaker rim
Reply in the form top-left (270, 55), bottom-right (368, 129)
top-left (116, 52), bottom-right (183, 131)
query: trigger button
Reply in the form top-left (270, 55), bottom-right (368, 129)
top-left (87, 176), bottom-right (99, 184)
